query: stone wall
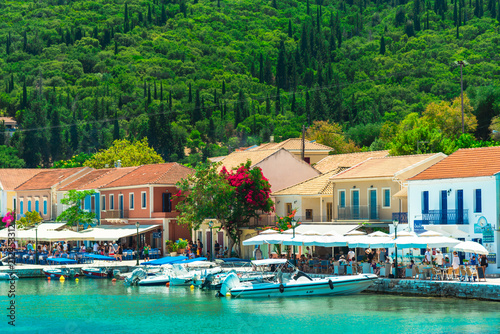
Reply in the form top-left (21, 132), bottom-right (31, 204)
top-left (367, 278), bottom-right (500, 301)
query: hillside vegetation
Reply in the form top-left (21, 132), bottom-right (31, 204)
top-left (1, 0), bottom-right (500, 167)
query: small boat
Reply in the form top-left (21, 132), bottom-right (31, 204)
top-left (42, 267), bottom-right (79, 279)
top-left (219, 259), bottom-right (377, 298)
top-left (81, 267), bottom-right (113, 278)
top-left (138, 265), bottom-right (173, 286)
top-left (169, 262), bottom-right (222, 286)
top-left (0, 273), bottom-right (19, 280)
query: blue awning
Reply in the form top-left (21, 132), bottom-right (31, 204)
top-left (180, 257), bottom-right (207, 263)
top-left (83, 254), bottom-right (116, 261)
top-left (141, 256), bottom-right (188, 266)
top-left (222, 258), bottom-right (251, 262)
top-left (47, 257), bottom-right (77, 264)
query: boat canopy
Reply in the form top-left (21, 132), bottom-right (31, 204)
top-left (47, 257), bottom-right (77, 264)
top-left (251, 259), bottom-right (288, 266)
top-left (141, 255), bottom-right (188, 266)
top-left (222, 258), bottom-right (251, 262)
top-left (83, 254), bottom-right (116, 261)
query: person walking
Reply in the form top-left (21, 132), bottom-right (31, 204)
top-left (144, 244), bottom-right (151, 262)
top-left (116, 245), bottom-right (123, 262)
top-left (480, 254), bottom-right (488, 278)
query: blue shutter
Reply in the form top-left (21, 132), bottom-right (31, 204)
top-left (35, 200), bottom-right (39, 213)
top-left (43, 200), bottom-right (47, 215)
top-left (457, 190), bottom-right (464, 224)
top-left (20, 201), bottom-right (24, 214)
top-left (142, 193), bottom-right (146, 208)
top-left (340, 191), bottom-right (345, 208)
top-left (422, 191), bottom-right (429, 213)
top-left (28, 201), bottom-right (32, 212)
top-left (102, 195), bottom-right (106, 210)
top-left (475, 189), bottom-right (482, 213)
top-left (384, 189), bottom-right (390, 207)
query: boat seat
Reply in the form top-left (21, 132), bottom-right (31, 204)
top-left (293, 271), bottom-right (313, 281)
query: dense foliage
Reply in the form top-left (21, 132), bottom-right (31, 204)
top-left (1, 0), bottom-right (500, 167)
top-left (56, 189), bottom-right (97, 227)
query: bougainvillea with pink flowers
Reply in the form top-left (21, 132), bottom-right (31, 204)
top-left (176, 161), bottom-right (273, 257)
top-left (2, 211), bottom-right (15, 227)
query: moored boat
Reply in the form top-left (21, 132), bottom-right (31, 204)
top-left (219, 259), bottom-right (377, 298)
top-left (0, 273), bottom-right (18, 280)
top-left (42, 267), bottom-right (79, 279)
top-left (81, 267), bottom-right (112, 278)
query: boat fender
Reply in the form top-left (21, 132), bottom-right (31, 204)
top-left (279, 284), bottom-right (285, 293)
top-left (328, 280), bottom-right (334, 290)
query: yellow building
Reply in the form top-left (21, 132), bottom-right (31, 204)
top-left (0, 169), bottom-right (42, 217)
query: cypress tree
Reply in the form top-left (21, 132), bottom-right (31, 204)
top-left (193, 89), bottom-right (201, 123)
top-left (497, 0), bottom-right (500, 22)
top-left (380, 35), bottom-right (386, 55)
top-left (272, 0), bottom-right (277, 9)
top-left (148, 4), bottom-right (152, 24)
top-left (169, 90), bottom-right (173, 110)
top-left (475, 0), bottom-right (480, 16)
top-left (266, 95), bottom-right (271, 115)
top-left (291, 91), bottom-right (296, 113)
top-left (275, 86), bottom-right (281, 116)
top-left (70, 111), bottom-right (78, 152)
top-left (154, 82), bottom-right (157, 100)
top-left (454, 0), bottom-right (458, 24)
top-left (21, 80), bottom-right (27, 109)
top-left (124, 4), bottom-right (130, 33)
top-left (276, 41), bottom-right (287, 89)
top-left (307, 0), bottom-right (310, 15)
top-left (234, 102), bottom-right (241, 128)
top-left (6, 32), bottom-right (11, 55)
top-left (491, 0), bottom-right (496, 17)
top-left (259, 54), bottom-right (264, 83)
top-left (113, 110), bottom-right (120, 140)
top-left (143, 81), bottom-right (147, 98)
top-left (288, 19), bottom-right (293, 38)
top-left (480, 0), bottom-right (484, 16)
top-left (114, 39), bottom-right (118, 55)
top-left (188, 83), bottom-right (192, 103)
top-left (147, 85), bottom-right (152, 106)
top-left (222, 80), bottom-right (226, 95)
top-left (50, 108), bottom-right (63, 161)
top-left (217, 0), bottom-right (221, 8)
top-left (160, 82), bottom-right (163, 101)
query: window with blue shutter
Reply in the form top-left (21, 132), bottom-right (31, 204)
top-left (35, 200), bottom-right (39, 213)
top-left (339, 191), bottom-right (345, 208)
top-left (43, 200), bottom-right (47, 215)
top-left (28, 201), bottom-right (32, 212)
top-left (142, 192), bottom-right (147, 208)
top-left (422, 191), bottom-right (429, 213)
top-left (20, 201), bottom-right (24, 214)
top-left (475, 189), bottom-right (482, 213)
top-left (383, 189), bottom-right (390, 207)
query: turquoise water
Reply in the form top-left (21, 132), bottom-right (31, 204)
top-left (1, 278), bottom-right (499, 333)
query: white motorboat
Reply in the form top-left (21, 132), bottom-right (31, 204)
top-left (169, 262), bottom-right (222, 286)
top-left (138, 265), bottom-right (174, 286)
top-left (0, 273), bottom-right (18, 280)
top-left (220, 259), bottom-right (378, 298)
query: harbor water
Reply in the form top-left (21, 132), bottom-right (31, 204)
top-left (1, 278), bottom-right (499, 333)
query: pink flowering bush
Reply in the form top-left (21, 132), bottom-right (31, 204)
top-left (2, 211), bottom-right (14, 227)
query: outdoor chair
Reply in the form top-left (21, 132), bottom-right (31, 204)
top-left (446, 267), bottom-right (454, 280)
top-left (307, 260), bottom-right (314, 273)
top-left (459, 266), bottom-right (468, 281)
top-left (405, 268), bottom-right (413, 278)
top-left (27, 255), bottom-right (35, 264)
top-left (312, 260), bottom-right (320, 273)
top-left (320, 260), bottom-right (329, 273)
top-left (430, 267), bottom-right (441, 281)
top-left (346, 265), bottom-right (353, 275)
top-left (465, 267), bottom-right (476, 282)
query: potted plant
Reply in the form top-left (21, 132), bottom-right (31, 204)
top-left (166, 240), bottom-right (178, 256)
top-left (177, 238), bottom-right (188, 254)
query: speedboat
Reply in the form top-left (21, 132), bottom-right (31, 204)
top-left (219, 259), bottom-right (378, 298)
top-left (169, 262), bottom-right (222, 286)
top-left (0, 273), bottom-right (18, 280)
top-left (81, 267), bottom-right (113, 278)
top-left (138, 265), bottom-right (174, 286)
top-left (42, 267), bottom-right (79, 279)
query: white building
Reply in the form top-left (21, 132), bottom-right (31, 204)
top-left (407, 147), bottom-right (500, 274)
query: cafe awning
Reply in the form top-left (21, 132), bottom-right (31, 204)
top-left (393, 187), bottom-right (407, 198)
top-left (78, 225), bottom-right (158, 241)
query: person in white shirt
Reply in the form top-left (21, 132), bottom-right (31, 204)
top-left (435, 250), bottom-right (443, 266)
top-left (93, 243), bottom-right (99, 254)
top-left (424, 248), bottom-right (432, 263)
top-left (63, 242), bottom-right (68, 252)
top-left (452, 251), bottom-right (460, 273)
top-left (347, 249), bottom-right (355, 261)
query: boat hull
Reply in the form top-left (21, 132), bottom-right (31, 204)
top-left (43, 269), bottom-right (79, 279)
top-left (138, 276), bottom-right (170, 286)
top-left (82, 269), bottom-right (108, 278)
top-left (226, 274), bottom-right (377, 298)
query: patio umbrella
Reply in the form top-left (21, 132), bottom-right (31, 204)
top-left (453, 241), bottom-right (489, 255)
top-left (419, 230), bottom-right (443, 237)
top-left (368, 231), bottom-right (389, 237)
top-left (345, 230), bottom-right (366, 236)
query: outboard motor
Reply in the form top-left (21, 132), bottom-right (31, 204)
top-left (200, 274), bottom-right (214, 290)
top-left (124, 268), bottom-right (147, 286)
top-left (107, 269), bottom-right (114, 278)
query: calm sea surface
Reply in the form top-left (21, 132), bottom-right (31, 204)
top-left (0, 278), bottom-right (498, 333)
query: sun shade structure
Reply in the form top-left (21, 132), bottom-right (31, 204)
top-left (453, 241), bottom-right (489, 255)
top-left (77, 225), bottom-right (158, 241)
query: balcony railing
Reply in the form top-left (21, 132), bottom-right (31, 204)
top-left (102, 210), bottom-right (129, 219)
top-left (421, 209), bottom-right (468, 225)
top-left (392, 212), bottom-right (408, 224)
top-left (337, 205), bottom-right (380, 220)
top-left (243, 214), bottom-right (334, 228)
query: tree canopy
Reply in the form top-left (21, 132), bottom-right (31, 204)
top-left (56, 190), bottom-right (97, 227)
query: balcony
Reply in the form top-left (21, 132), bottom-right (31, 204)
top-left (392, 212), bottom-right (408, 224)
top-left (337, 205), bottom-right (380, 220)
top-left (151, 211), bottom-right (178, 218)
top-left (421, 209), bottom-right (468, 225)
top-left (102, 210), bottom-right (129, 219)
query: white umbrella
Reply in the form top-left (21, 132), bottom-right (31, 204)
top-left (419, 230), bottom-right (443, 237)
top-left (345, 230), bottom-right (366, 236)
top-left (453, 241), bottom-right (489, 255)
top-left (389, 231), bottom-right (416, 238)
top-left (368, 231), bottom-right (389, 237)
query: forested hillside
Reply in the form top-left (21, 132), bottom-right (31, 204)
top-left (1, 0), bottom-right (500, 168)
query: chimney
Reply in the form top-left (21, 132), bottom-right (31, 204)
top-left (270, 135), bottom-right (274, 143)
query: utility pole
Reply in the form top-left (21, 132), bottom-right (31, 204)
top-left (457, 60), bottom-right (465, 134)
top-left (301, 124), bottom-right (305, 161)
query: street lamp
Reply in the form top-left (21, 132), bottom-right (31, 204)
top-left (393, 219), bottom-right (399, 278)
top-left (291, 220), bottom-right (300, 266)
top-left (208, 220), bottom-right (214, 261)
top-left (35, 223), bottom-right (39, 265)
top-left (135, 221), bottom-right (140, 266)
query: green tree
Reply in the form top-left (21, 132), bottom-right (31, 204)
top-left (176, 161), bottom-right (273, 257)
top-left (56, 190), bottom-right (96, 227)
top-left (0, 146), bottom-right (25, 168)
top-left (84, 138), bottom-right (164, 168)
top-left (17, 211), bottom-right (43, 229)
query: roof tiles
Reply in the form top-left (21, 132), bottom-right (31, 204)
top-left (409, 146), bottom-right (500, 180)
top-left (250, 138), bottom-right (333, 151)
top-left (314, 150), bottom-right (390, 174)
top-left (59, 167), bottom-right (139, 191)
top-left (0, 169), bottom-right (43, 190)
top-left (15, 167), bottom-right (87, 191)
top-left (273, 168), bottom-right (347, 196)
top-left (103, 163), bottom-right (193, 188)
top-left (217, 149), bottom-right (281, 171)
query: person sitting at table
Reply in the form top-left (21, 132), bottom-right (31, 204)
top-left (371, 260), bottom-right (380, 275)
top-left (407, 260), bottom-right (415, 269)
top-left (435, 250), bottom-right (443, 266)
top-left (469, 255), bottom-right (477, 266)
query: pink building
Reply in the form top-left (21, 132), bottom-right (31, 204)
top-left (99, 163), bottom-right (194, 254)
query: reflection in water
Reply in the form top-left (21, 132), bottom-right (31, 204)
top-left (0, 279), bottom-right (498, 333)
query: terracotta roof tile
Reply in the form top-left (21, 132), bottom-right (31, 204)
top-left (250, 138), bottom-right (333, 151)
top-left (330, 154), bottom-right (439, 180)
top-left (273, 168), bottom-right (347, 196)
top-left (217, 149), bottom-right (280, 171)
top-left (59, 167), bottom-right (139, 191)
top-left (103, 163), bottom-right (193, 188)
top-left (0, 169), bottom-right (43, 190)
top-left (314, 150), bottom-right (390, 173)
top-left (15, 167), bottom-right (87, 191)
top-left (408, 146), bottom-right (500, 180)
